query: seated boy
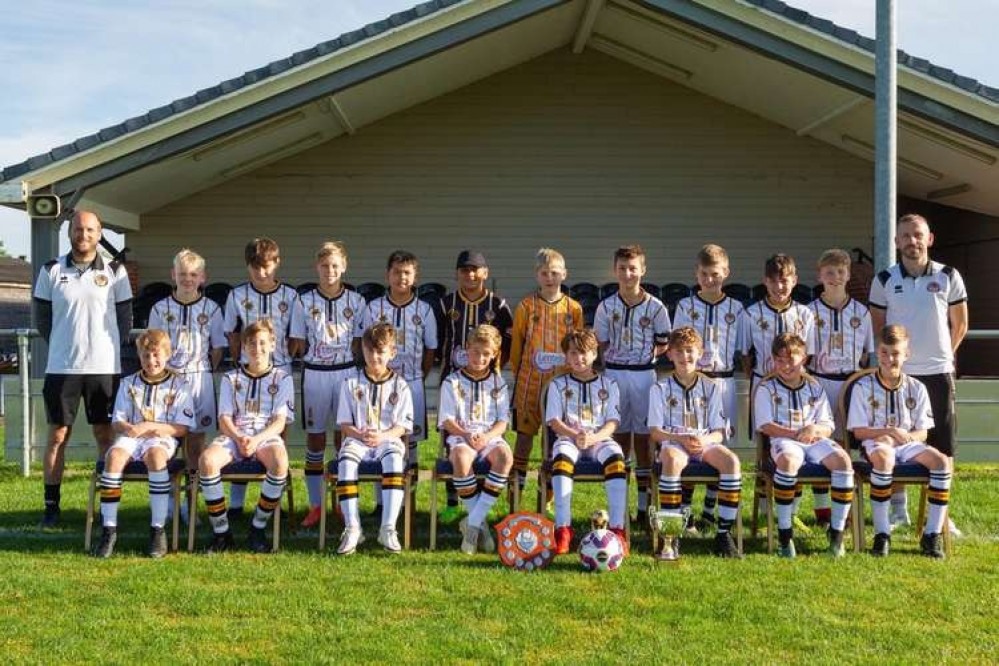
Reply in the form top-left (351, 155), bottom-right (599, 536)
top-left (438, 324), bottom-right (513, 555)
top-left (95, 329), bottom-right (194, 559)
top-left (290, 241), bottom-right (366, 528)
top-left (335, 323), bottom-right (414, 555)
top-left (649, 327), bottom-right (741, 561)
top-left (546, 328), bottom-right (627, 555)
top-left (753, 333), bottom-right (854, 558)
top-left (847, 325), bottom-right (951, 559)
top-left (198, 320), bottom-right (294, 554)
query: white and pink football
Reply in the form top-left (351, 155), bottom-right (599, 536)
top-left (579, 528), bottom-right (624, 573)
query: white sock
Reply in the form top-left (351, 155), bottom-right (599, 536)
top-left (148, 469), bottom-right (171, 529)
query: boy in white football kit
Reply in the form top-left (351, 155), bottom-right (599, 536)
top-left (361, 250), bottom-right (437, 473)
top-left (753, 333), bottom-right (854, 559)
top-left (148, 249), bottom-right (225, 522)
top-left (290, 241), bottom-right (366, 528)
top-left (438, 325), bottom-right (513, 555)
top-left (546, 329), bottom-right (627, 555)
top-left (198, 320), bottom-right (294, 554)
top-left (847, 325), bottom-right (951, 559)
top-left (223, 238), bottom-right (298, 515)
top-left (594, 245), bottom-right (670, 523)
top-left (95, 329), bottom-right (194, 559)
top-left (649, 327), bottom-right (742, 561)
top-left (672, 244), bottom-right (744, 529)
top-left (335, 323), bottom-right (414, 555)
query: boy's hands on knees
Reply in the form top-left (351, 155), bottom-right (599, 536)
top-left (362, 428), bottom-right (380, 448)
top-left (887, 427), bottom-right (911, 445)
top-left (795, 425), bottom-right (823, 444)
top-left (681, 434), bottom-right (704, 456)
top-left (469, 432), bottom-right (485, 451)
top-left (236, 433), bottom-right (256, 456)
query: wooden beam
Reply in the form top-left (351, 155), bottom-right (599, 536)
top-left (796, 97), bottom-right (866, 137)
top-left (324, 95), bottom-right (356, 135)
top-left (572, 0), bottom-right (605, 54)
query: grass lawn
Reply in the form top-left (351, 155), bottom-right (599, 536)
top-left (0, 426), bottom-right (997, 663)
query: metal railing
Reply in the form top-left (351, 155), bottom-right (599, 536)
top-left (3, 327), bottom-right (998, 478)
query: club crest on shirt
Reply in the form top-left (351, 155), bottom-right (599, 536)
top-left (268, 384), bottom-right (279, 395)
top-left (412, 315), bottom-right (422, 326)
top-left (612, 312), bottom-right (621, 322)
top-left (926, 282), bottom-right (941, 293)
top-left (758, 319), bottom-right (769, 331)
top-left (197, 313), bottom-right (209, 326)
top-left (850, 316), bottom-right (862, 329)
top-left (870, 397), bottom-right (880, 409)
top-left (564, 313), bottom-right (573, 325)
top-left (808, 396), bottom-right (818, 406)
top-left (532, 314), bottom-right (540, 323)
top-left (597, 388), bottom-right (609, 401)
top-left (389, 392), bottom-right (399, 406)
top-left (668, 397), bottom-right (678, 407)
top-left (448, 309), bottom-right (460, 321)
top-left (242, 299), bottom-right (253, 312)
top-left (564, 388), bottom-right (574, 400)
top-left (343, 308), bottom-right (354, 319)
top-left (906, 397), bottom-right (917, 410)
top-left (278, 301), bottom-right (289, 314)
top-left (93, 274), bottom-right (109, 287)
top-left (816, 318), bottom-right (825, 329)
top-left (355, 387), bottom-right (365, 401)
top-left (774, 396), bottom-right (783, 406)
top-left (163, 391), bottom-right (176, 406)
top-left (490, 388), bottom-right (502, 400)
top-left (310, 306), bottom-right (321, 319)
top-left (691, 311), bottom-right (701, 321)
top-left (165, 313), bottom-right (176, 323)
top-left (724, 312), bottom-right (736, 325)
top-left (639, 316), bottom-right (651, 329)
top-left (485, 310), bottom-right (496, 323)
top-left (233, 379), bottom-right (243, 392)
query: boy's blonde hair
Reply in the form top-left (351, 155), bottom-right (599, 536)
top-left (467, 324), bottom-right (502, 354)
top-left (697, 244), bottom-right (729, 268)
top-left (242, 319), bottom-right (276, 344)
top-left (561, 328), bottom-right (599, 354)
top-left (772, 333), bottom-right (807, 357)
top-left (137, 328), bottom-right (172, 353)
top-left (879, 324), bottom-right (910, 346)
top-left (535, 247), bottom-right (566, 272)
top-left (173, 249), bottom-right (206, 274)
top-left (817, 249), bottom-right (851, 270)
top-left (668, 326), bottom-right (703, 350)
top-left (363, 322), bottom-right (397, 350)
top-left (316, 241), bottom-right (348, 264)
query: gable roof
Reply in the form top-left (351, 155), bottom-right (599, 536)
top-left (1, 0), bottom-right (995, 187)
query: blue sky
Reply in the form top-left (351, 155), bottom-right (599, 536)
top-left (1, 0), bottom-right (995, 259)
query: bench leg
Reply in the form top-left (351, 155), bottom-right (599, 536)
top-left (750, 476), bottom-right (760, 540)
top-left (766, 480), bottom-right (775, 555)
top-left (187, 477), bottom-right (199, 553)
top-left (171, 475), bottom-right (181, 552)
top-left (429, 475), bottom-right (439, 551)
top-left (84, 471), bottom-right (98, 553)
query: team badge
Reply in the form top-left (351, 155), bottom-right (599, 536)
top-left (691, 311), bottom-right (701, 321)
top-left (816, 318), bottom-right (825, 329)
top-left (163, 392), bottom-right (176, 406)
top-left (197, 313), bottom-right (209, 326)
top-left (412, 315), bottom-right (422, 326)
top-left (490, 388), bottom-right (502, 400)
top-left (484, 310), bottom-right (496, 323)
top-left (183, 408), bottom-right (194, 418)
top-left (668, 397), bottom-right (678, 407)
top-left (378, 314), bottom-right (388, 323)
top-left (448, 309), bottom-right (460, 321)
top-left (200, 416), bottom-right (213, 427)
top-left (343, 308), bottom-right (353, 319)
top-left (564, 313), bottom-right (573, 325)
top-left (926, 282), bottom-right (941, 293)
top-left (774, 396), bottom-right (783, 406)
top-left (700, 396), bottom-right (708, 407)
top-left (870, 398), bottom-right (880, 409)
top-left (564, 388), bottom-right (574, 400)
top-left (809, 396), bottom-right (818, 406)
top-left (278, 301), bottom-right (289, 314)
top-left (906, 397), bottom-right (917, 410)
top-left (310, 307), bottom-right (321, 319)
top-left (268, 384), bottom-right (279, 395)
top-left (639, 316), bottom-right (651, 329)
top-left (93, 274), bottom-right (109, 287)
top-left (233, 379), bottom-right (243, 392)
top-left (243, 299), bottom-right (254, 312)
top-left (532, 314), bottom-right (540, 323)
top-left (165, 313), bottom-right (176, 323)
top-left (389, 392), bottom-right (399, 406)
top-left (597, 388), bottom-right (609, 401)
top-left (724, 312), bottom-right (736, 325)
top-left (759, 319), bottom-right (769, 331)
top-left (355, 387), bottom-right (365, 401)
top-left (612, 312), bottom-right (621, 322)
top-left (850, 316), bottom-right (862, 329)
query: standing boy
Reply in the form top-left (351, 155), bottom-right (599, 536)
top-left (593, 245), bottom-right (670, 524)
top-left (290, 241), bottom-right (366, 528)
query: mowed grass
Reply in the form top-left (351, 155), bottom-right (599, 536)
top-left (0, 427), bottom-right (997, 664)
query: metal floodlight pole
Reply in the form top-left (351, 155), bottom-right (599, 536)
top-left (874, 0), bottom-right (897, 271)
top-left (18, 330), bottom-right (32, 477)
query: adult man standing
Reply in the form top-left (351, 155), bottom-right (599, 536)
top-left (869, 213), bottom-right (968, 531)
top-left (32, 211), bottom-right (133, 526)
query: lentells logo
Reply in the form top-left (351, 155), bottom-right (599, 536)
top-left (926, 282), bottom-right (941, 293)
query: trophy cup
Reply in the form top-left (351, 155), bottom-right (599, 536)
top-left (649, 507), bottom-right (688, 562)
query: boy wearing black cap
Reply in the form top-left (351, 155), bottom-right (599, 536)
top-left (437, 250), bottom-right (514, 524)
